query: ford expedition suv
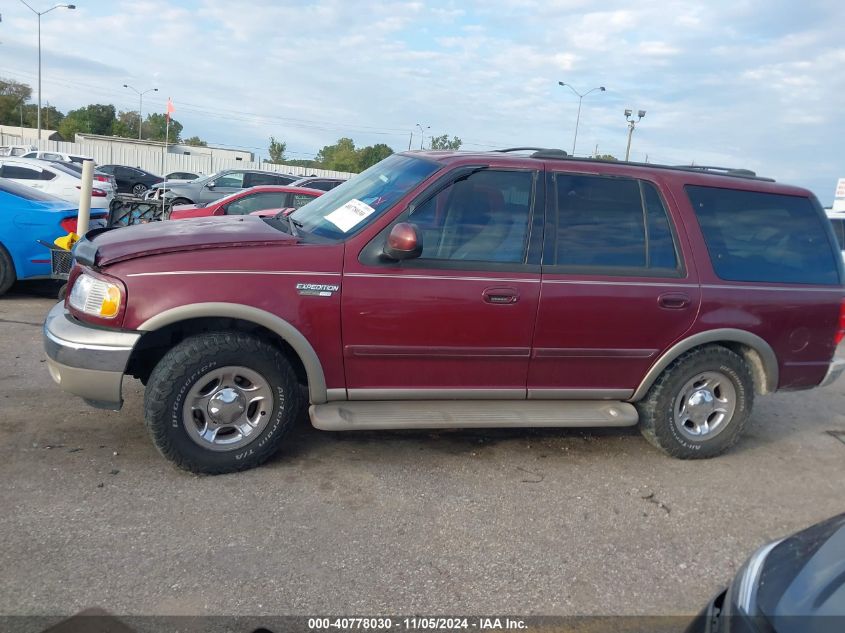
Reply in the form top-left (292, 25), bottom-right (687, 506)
top-left (43, 149), bottom-right (845, 474)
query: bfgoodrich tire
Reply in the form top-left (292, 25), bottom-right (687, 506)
top-left (144, 332), bottom-right (304, 474)
top-left (636, 346), bottom-right (754, 459)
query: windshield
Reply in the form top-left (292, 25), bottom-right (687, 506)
top-left (289, 154), bottom-right (440, 240)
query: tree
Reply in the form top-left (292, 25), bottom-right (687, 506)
top-left (112, 110), bottom-right (140, 139)
top-left (356, 143), bottom-right (394, 170)
top-left (595, 154), bottom-right (618, 161)
top-left (58, 104), bottom-right (116, 139)
top-left (58, 108), bottom-right (92, 140)
top-left (87, 104), bottom-right (117, 135)
top-left (183, 136), bottom-right (207, 147)
top-left (315, 137), bottom-right (358, 172)
top-left (143, 113), bottom-right (182, 143)
top-left (268, 136), bottom-right (286, 163)
top-left (429, 134), bottom-right (462, 150)
top-left (0, 78), bottom-right (32, 127)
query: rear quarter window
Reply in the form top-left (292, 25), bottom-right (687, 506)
top-left (687, 185), bottom-right (840, 285)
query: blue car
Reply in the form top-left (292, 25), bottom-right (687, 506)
top-left (0, 178), bottom-right (106, 296)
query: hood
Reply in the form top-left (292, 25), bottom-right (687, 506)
top-left (74, 215), bottom-right (298, 267)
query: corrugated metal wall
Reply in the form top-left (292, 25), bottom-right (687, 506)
top-left (0, 133), bottom-right (356, 180)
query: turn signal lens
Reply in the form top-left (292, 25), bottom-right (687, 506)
top-left (836, 300), bottom-right (845, 346)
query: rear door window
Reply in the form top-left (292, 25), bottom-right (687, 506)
top-left (687, 185), bottom-right (839, 285)
top-left (548, 173), bottom-right (680, 275)
top-left (1, 164), bottom-right (43, 180)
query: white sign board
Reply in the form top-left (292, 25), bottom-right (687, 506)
top-left (836, 178), bottom-right (845, 199)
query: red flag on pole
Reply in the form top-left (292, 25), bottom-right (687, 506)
top-left (166, 98), bottom-right (175, 121)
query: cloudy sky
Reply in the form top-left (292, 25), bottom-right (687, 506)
top-left (2, 0), bottom-right (843, 202)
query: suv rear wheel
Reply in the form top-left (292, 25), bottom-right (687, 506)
top-left (144, 332), bottom-right (303, 474)
top-left (636, 346), bottom-right (754, 459)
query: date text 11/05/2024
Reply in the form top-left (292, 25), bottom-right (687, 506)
top-left (305, 617), bottom-right (527, 630)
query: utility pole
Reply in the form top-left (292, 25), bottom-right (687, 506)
top-left (624, 108), bottom-right (646, 161)
top-left (408, 131), bottom-right (413, 151)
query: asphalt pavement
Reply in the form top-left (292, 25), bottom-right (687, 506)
top-left (2, 280), bottom-right (844, 618)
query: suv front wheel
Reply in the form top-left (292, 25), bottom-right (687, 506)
top-left (144, 332), bottom-right (303, 474)
top-left (636, 346), bottom-right (754, 459)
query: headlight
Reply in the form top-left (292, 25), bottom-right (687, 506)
top-left (68, 273), bottom-right (122, 319)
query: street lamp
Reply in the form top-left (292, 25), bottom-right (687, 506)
top-left (123, 84), bottom-right (159, 140)
top-left (558, 81), bottom-right (605, 156)
top-left (19, 1), bottom-right (75, 141)
top-left (416, 123), bottom-right (430, 150)
top-left (624, 108), bottom-right (646, 161)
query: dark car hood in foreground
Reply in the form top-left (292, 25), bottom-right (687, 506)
top-left (75, 216), bottom-right (297, 266)
top-left (758, 513), bottom-right (845, 622)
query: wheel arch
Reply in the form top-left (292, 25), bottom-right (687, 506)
top-left (135, 302), bottom-right (327, 404)
top-left (631, 328), bottom-right (779, 401)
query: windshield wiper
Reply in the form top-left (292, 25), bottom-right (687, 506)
top-left (279, 214), bottom-right (300, 237)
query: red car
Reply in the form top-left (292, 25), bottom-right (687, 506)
top-left (168, 185), bottom-right (322, 220)
top-left (44, 150), bottom-right (845, 474)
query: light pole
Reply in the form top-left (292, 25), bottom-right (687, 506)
top-left (416, 123), bottom-right (429, 150)
top-left (19, 1), bottom-right (75, 141)
top-left (558, 81), bottom-right (605, 156)
top-left (624, 108), bottom-right (646, 161)
top-left (124, 84), bottom-right (158, 140)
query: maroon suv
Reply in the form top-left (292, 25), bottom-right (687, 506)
top-left (43, 149), bottom-right (845, 473)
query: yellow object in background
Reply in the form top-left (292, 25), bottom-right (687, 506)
top-left (53, 233), bottom-right (79, 250)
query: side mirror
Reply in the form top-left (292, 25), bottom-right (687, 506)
top-left (206, 181), bottom-right (216, 189)
top-left (383, 222), bottom-right (422, 260)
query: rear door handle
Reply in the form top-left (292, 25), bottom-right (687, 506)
top-left (658, 292), bottom-right (691, 310)
top-left (483, 287), bottom-right (519, 304)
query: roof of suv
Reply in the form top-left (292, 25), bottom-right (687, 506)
top-left (411, 148), bottom-right (814, 198)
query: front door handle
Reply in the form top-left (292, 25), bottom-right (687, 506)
top-left (483, 287), bottom-right (519, 304)
top-left (658, 292), bottom-right (691, 310)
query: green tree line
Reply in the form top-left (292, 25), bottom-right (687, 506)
top-left (265, 133), bottom-right (463, 173)
top-left (0, 77), bottom-right (200, 145)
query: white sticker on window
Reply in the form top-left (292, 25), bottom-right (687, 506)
top-left (324, 198), bottom-right (376, 233)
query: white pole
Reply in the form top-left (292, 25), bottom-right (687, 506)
top-left (162, 115), bottom-right (169, 216)
top-left (77, 159), bottom-right (94, 235)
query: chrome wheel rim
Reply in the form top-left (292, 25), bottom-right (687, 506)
top-left (132, 184), bottom-right (147, 196)
top-left (673, 371), bottom-right (736, 441)
top-left (182, 365), bottom-right (274, 452)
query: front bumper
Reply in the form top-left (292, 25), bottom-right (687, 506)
top-left (43, 302), bottom-right (142, 410)
top-left (820, 358), bottom-right (845, 387)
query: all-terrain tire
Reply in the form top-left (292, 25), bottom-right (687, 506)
top-left (635, 345), bottom-right (754, 459)
top-left (0, 245), bottom-right (16, 296)
top-left (144, 331), bottom-right (304, 474)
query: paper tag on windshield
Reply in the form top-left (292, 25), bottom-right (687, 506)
top-left (325, 199), bottom-right (376, 233)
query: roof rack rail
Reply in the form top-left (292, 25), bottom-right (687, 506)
top-left (674, 165), bottom-right (758, 177)
top-left (496, 147), bottom-right (550, 153)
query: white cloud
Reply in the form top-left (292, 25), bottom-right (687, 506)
top-left (1, 0), bottom-right (844, 201)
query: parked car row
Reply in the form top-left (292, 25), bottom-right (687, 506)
top-left (0, 157), bottom-right (115, 209)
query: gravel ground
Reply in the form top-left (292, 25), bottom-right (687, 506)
top-left (2, 280), bottom-right (844, 619)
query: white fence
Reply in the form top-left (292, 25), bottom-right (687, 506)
top-left (0, 133), bottom-right (356, 180)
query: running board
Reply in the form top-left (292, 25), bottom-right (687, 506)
top-left (309, 400), bottom-right (638, 431)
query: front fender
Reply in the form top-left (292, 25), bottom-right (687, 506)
top-left (138, 302), bottom-right (328, 404)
